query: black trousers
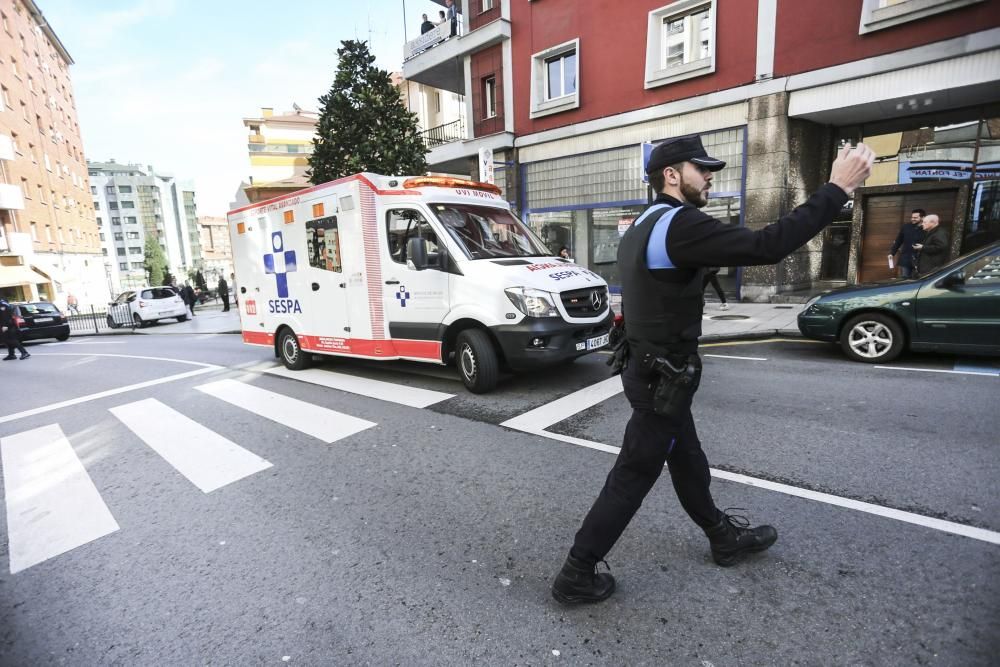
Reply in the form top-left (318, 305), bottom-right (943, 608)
top-left (571, 362), bottom-right (721, 564)
top-left (221, 293), bottom-right (230, 311)
top-left (4, 328), bottom-right (27, 356)
top-left (704, 273), bottom-right (726, 302)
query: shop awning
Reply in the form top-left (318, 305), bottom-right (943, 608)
top-left (0, 265), bottom-right (52, 289)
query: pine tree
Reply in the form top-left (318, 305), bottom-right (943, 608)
top-left (194, 270), bottom-right (207, 291)
top-left (309, 40), bottom-right (428, 184)
top-left (143, 236), bottom-right (167, 286)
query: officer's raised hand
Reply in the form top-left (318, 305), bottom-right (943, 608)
top-left (829, 142), bottom-right (875, 196)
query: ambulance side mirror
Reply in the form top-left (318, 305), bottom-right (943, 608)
top-left (407, 237), bottom-right (428, 271)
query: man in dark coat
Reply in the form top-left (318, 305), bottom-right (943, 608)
top-left (914, 214), bottom-right (949, 275)
top-left (889, 209), bottom-right (926, 279)
top-left (420, 13), bottom-right (434, 34)
top-left (218, 276), bottom-right (230, 311)
top-left (181, 283), bottom-right (196, 317)
top-left (0, 300), bottom-right (29, 360)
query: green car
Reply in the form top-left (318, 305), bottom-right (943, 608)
top-left (797, 242), bottom-right (1000, 363)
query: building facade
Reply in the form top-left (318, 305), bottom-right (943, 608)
top-left (403, 0), bottom-right (1000, 300)
top-left (0, 0), bottom-right (104, 308)
top-left (88, 160), bottom-right (202, 293)
top-left (197, 214), bottom-right (233, 287)
top-left (242, 107), bottom-right (317, 203)
top-left (393, 71), bottom-right (466, 174)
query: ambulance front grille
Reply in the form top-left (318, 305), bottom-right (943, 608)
top-left (560, 287), bottom-right (608, 317)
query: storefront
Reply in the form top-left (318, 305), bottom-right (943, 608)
top-left (518, 126), bottom-right (747, 298)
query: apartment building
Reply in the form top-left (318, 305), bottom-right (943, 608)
top-left (392, 72), bottom-right (466, 173)
top-left (402, 0), bottom-right (1000, 300)
top-left (88, 160), bottom-right (201, 293)
top-left (0, 0), bottom-right (103, 307)
top-left (242, 106), bottom-right (317, 203)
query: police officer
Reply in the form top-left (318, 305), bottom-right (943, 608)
top-left (551, 135), bottom-right (874, 604)
top-left (1, 300), bottom-right (30, 360)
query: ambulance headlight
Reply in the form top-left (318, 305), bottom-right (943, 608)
top-left (505, 287), bottom-right (560, 318)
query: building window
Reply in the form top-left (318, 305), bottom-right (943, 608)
top-left (20, 177), bottom-right (29, 198)
top-left (117, 248), bottom-right (126, 256)
top-left (481, 0), bottom-right (495, 11)
top-left (1, 13), bottom-right (8, 35)
top-left (0, 86), bottom-right (8, 109)
top-left (126, 231), bottom-right (139, 239)
top-left (30, 222), bottom-right (38, 240)
top-left (859, 0), bottom-right (985, 34)
top-left (114, 232), bottom-right (123, 241)
top-left (483, 76), bottom-right (497, 119)
top-left (96, 216), bottom-right (102, 225)
top-left (131, 262), bottom-right (144, 270)
top-left (129, 246), bottom-right (142, 255)
top-left (529, 38), bottom-right (581, 119)
top-left (20, 101), bottom-right (27, 121)
top-left (644, 0), bottom-right (717, 89)
top-left (126, 216), bottom-right (137, 224)
top-left (10, 56), bottom-right (17, 79)
top-left (99, 232), bottom-right (105, 241)
top-left (119, 185), bottom-right (132, 193)
top-left (109, 201), bottom-right (119, 210)
top-left (36, 184), bottom-right (44, 202)
top-left (112, 217), bottom-right (121, 225)
top-left (27, 76), bottom-right (33, 93)
top-left (45, 226), bottom-right (53, 242)
top-left (121, 200), bottom-right (134, 208)
top-left (105, 185), bottom-right (114, 194)
top-left (90, 185), bottom-right (97, 194)
top-left (94, 201), bottom-right (100, 210)
top-left (119, 262), bottom-right (128, 270)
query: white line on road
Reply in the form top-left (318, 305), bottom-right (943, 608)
top-left (1, 424), bottom-right (120, 574)
top-left (874, 365), bottom-right (999, 377)
top-left (196, 379), bottom-right (376, 443)
top-left (703, 354), bottom-right (768, 361)
top-left (60, 340), bottom-right (125, 345)
top-left (262, 365), bottom-right (454, 408)
top-left (500, 374), bottom-right (1000, 546)
top-left (110, 399), bottom-right (272, 493)
top-left (953, 360), bottom-right (1000, 376)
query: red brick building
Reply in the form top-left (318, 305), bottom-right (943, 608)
top-left (404, 0), bottom-right (1000, 300)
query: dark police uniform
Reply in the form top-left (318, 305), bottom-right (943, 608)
top-left (568, 144), bottom-right (849, 568)
top-left (0, 301), bottom-right (29, 360)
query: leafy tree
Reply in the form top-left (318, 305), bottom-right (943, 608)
top-left (144, 236), bottom-right (167, 286)
top-left (309, 39), bottom-right (428, 184)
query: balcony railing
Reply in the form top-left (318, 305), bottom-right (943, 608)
top-left (404, 19), bottom-right (462, 61)
top-left (421, 119), bottom-right (465, 148)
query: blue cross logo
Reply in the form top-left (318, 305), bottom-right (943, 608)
top-left (263, 231), bottom-right (297, 298)
top-left (395, 285), bottom-right (410, 307)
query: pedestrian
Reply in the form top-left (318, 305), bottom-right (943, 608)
top-left (230, 272), bottom-right (238, 306)
top-left (0, 300), bottom-right (29, 360)
top-left (558, 246), bottom-right (573, 261)
top-left (888, 209), bottom-right (926, 279)
top-left (218, 275), bottom-right (230, 312)
top-left (436, 9), bottom-right (446, 25)
top-left (445, 0), bottom-right (457, 36)
top-left (702, 267), bottom-right (729, 310)
top-left (66, 293), bottom-right (80, 315)
top-left (551, 135), bottom-right (874, 604)
top-left (913, 213), bottom-right (949, 275)
top-left (181, 283), bottom-right (197, 317)
top-left (420, 13), bottom-right (434, 34)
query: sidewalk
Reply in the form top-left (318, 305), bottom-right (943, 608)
top-left (76, 301), bottom-right (805, 340)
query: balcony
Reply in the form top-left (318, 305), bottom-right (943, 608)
top-left (0, 135), bottom-right (14, 161)
top-left (402, 16), bottom-right (510, 94)
top-left (421, 119), bottom-right (465, 148)
top-left (0, 184), bottom-right (26, 211)
top-left (249, 134), bottom-right (265, 144)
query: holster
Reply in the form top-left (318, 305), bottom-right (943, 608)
top-left (637, 347), bottom-right (701, 419)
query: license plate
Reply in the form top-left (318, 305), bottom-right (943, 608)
top-left (586, 333), bottom-right (610, 350)
top-left (33, 317), bottom-right (53, 323)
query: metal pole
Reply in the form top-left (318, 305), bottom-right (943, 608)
top-left (91, 304), bottom-right (98, 335)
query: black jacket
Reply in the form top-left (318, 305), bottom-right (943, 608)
top-left (0, 305), bottom-right (15, 328)
top-left (917, 226), bottom-right (949, 274)
top-left (890, 222), bottom-right (925, 266)
top-left (420, 20), bottom-right (434, 34)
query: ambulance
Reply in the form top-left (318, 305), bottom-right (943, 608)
top-left (228, 173), bottom-right (613, 393)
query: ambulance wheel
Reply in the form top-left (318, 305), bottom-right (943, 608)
top-left (279, 328), bottom-right (312, 370)
top-left (456, 329), bottom-right (498, 394)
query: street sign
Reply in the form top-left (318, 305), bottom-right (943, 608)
top-left (479, 147), bottom-right (495, 184)
top-left (641, 142), bottom-right (654, 183)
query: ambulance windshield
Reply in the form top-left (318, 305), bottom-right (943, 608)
top-left (431, 204), bottom-right (550, 260)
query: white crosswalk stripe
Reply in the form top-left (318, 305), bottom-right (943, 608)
top-left (1, 424), bottom-right (120, 574)
top-left (110, 398), bottom-right (273, 493)
top-left (261, 364), bottom-right (454, 407)
top-left (195, 378), bottom-right (376, 443)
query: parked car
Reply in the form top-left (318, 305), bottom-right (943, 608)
top-left (12, 302), bottom-right (70, 341)
top-left (107, 286), bottom-right (188, 328)
top-left (798, 242), bottom-right (1000, 363)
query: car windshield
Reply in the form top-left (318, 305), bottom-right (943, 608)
top-left (925, 244), bottom-right (1000, 278)
top-left (20, 303), bottom-right (59, 315)
top-left (141, 288), bottom-right (176, 299)
top-left (431, 203), bottom-right (550, 260)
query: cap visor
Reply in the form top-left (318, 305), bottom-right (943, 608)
top-left (691, 156), bottom-right (726, 171)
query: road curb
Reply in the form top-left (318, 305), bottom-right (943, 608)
top-left (699, 329), bottom-right (803, 343)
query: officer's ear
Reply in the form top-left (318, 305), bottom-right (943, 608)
top-left (663, 165), bottom-right (681, 186)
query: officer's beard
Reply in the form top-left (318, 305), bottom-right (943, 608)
top-left (680, 176), bottom-right (709, 208)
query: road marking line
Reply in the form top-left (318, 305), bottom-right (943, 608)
top-left (874, 365), bottom-right (999, 377)
top-left (953, 360), bottom-right (999, 376)
top-left (501, 375), bottom-right (1000, 545)
top-left (703, 354), bottom-right (768, 361)
top-left (109, 399), bottom-right (272, 493)
top-left (1, 424), bottom-right (120, 574)
top-left (0, 367), bottom-right (219, 426)
top-left (262, 365), bottom-right (454, 407)
top-left (60, 340), bottom-right (125, 345)
top-left (196, 379), bottom-right (376, 443)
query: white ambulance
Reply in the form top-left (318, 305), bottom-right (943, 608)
top-left (228, 173), bottom-right (613, 393)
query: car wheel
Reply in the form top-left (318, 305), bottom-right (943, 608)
top-left (279, 328), bottom-right (311, 370)
top-left (106, 315), bottom-right (119, 329)
top-left (56, 333), bottom-right (69, 342)
top-left (133, 313), bottom-right (146, 329)
top-left (840, 313), bottom-right (905, 363)
top-left (177, 314), bottom-right (189, 322)
top-left (456, 329), bottom-right (499, 393)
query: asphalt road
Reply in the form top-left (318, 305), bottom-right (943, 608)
top-left (0, 333), bottom-right (997, 665)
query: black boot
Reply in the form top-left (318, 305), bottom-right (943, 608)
top-left (19, 351), bottom-right (30, 359)
top-left (2, 354), bottom-right (15, 360)
top-left (551, 554), bottom-right (615, 604)
top-left (704, 509), bottom-right (778, 567)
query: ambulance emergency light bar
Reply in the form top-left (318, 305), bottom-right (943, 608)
top-left (402, 176), bottom-right (501, 195)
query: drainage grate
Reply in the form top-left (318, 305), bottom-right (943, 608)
top-left (709, 314), bottom-right (751, 321)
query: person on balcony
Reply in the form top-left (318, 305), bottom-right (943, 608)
top-left (420, 13), bottom-right (434, 34)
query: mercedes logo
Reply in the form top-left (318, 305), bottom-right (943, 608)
top-left (591, 290), bottom-right (602, 311)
